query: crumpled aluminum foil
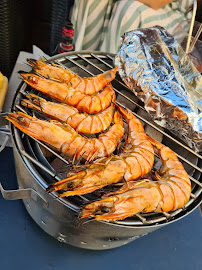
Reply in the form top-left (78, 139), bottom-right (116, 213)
top-left (115, 26), bottom-right (202, 152)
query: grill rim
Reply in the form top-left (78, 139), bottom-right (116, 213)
top-left (10, 50), bottom-right (202, 227)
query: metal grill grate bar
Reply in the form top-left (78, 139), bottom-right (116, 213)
top-left (20, 149), bottom-right (62, 182)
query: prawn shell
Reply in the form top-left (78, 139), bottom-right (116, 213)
top-left (20, 73), bottom-right (115, 114)
top-left (28, 59), bottom-right (118, 94)
top-left (21, 93), bottom-right (115, 134)
top-left (6, 110), bottom-right (124, 161)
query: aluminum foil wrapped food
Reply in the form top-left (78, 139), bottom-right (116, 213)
top-left (115, 26), bottom-right (202, 152)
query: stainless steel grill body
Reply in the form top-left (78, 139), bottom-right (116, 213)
top-left (3, 51), bottom-right (202, 250)
top-left (12, 140), bottom-right (163, 250)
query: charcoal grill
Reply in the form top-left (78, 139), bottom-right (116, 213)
top-left (0, 51), bottom-right (202, 250)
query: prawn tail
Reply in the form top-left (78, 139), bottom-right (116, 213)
top-left (116, 104), bottom-right (133, 121)
top-left (146, 135), bottom-right (163, 150)
top-left (114, 110), bottom-right (123, 126)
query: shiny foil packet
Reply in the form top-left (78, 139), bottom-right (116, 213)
top-left (115, 26), bottom-right (202, 152)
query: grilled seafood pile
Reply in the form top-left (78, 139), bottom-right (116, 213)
top-left (9, 60), bottom-right (122, 161)
top-left (6, 59), bottom-right (191, 221)
top-left (81, 136), bottom-right (191, 221)
top-left (47, 105), bottom-right (155, 196)
top-left (20, 73), bottom-right (115, 114)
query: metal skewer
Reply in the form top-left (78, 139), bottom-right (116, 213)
top-left (189, 23), bottom-right (202, 53)
top-left (186, 0), bottom-right (198, 54)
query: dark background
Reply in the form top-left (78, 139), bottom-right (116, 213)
top-left (0, 0), bottom-right (74, 78)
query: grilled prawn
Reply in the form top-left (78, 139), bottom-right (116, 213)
top-left (27, 59), bottom-right (117, 94)
top-left (81, 137), bottom-right (191, 221)
top-left (47, 105), bottom-right (154, 197)
top-left (20, 73), bottom-right (115, 114)
top-left (6, 110), bottom-right (124, 161)
top-left (21, 93), bottom-right (115, 134)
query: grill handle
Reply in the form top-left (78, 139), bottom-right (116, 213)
top-left (0, 112), bottom-right (10, 152)
top-left (0, 183), bottom-right (48, 208)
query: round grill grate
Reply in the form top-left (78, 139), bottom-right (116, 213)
top-left (11, 51), bottom-right (202, 226)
